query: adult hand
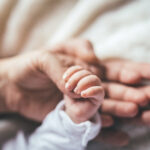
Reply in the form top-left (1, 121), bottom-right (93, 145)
top-left (101, 59), bottom-right (150, 120)
top-left (0, 40), bottom-right (103, 122)
top-left (50, 40), bottom-right (143, 118)
top-left (51, 40), bottom-right (150, 124)
top-left (50, 40), bottom-right (150, 124)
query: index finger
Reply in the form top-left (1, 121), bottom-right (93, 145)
top-left (103, 59), bottom-right (150, 84)
top-left (49, 39), bottom-right (99, 64)
top-left (103, 82), bottom-right (148, 106)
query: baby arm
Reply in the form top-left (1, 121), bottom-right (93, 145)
top-left (63, 65), bottom-right (104, 123)
top-left (2, 66), bottom-right (104, 150)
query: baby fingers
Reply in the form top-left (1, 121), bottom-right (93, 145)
top-left (74, 74), bottom-right (101, 94)
top-left (63, 66), bottom-right (91, 91)
top-left (81, 86), bottom-right (104, 105)
top-left (63, 65), bottom-right (104, 105)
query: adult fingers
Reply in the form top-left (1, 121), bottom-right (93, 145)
top-left (103, 82), bottom-right (148, 106)
top-left (103, 59), bottom-right (141, 84)
top-left (103, 59), bottom-right (150, 84)
top-left (49, 39), bottom-right (99, 64)
top-left (139, 85), bottom-right (150, 100)
top-left (136, 63), bottom-right (150, 80)
top-left (141, 110), bottom-right (150, 125)
top-left (101, 99), bottom-right (138, 117)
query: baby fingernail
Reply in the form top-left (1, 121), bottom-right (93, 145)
top-left (74, 88), bottom-right (80, 94)
top-left (65, 83), bottom-right (71, 90)
top-left (81, 91), bottom-right (87, 97)
top-left (63, 73), bottom-right (67, 81)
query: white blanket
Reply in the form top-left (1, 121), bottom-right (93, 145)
top-left (0, 0), bottom-right (149, 62)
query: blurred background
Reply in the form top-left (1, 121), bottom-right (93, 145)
top-left (0, 0), bottom-right (150, 149)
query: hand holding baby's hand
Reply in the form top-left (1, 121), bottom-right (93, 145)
top-left (63, 66), bottom-right (104, 123)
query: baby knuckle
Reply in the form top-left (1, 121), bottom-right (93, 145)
top-left (82, 69), bottom-right (92, 75)
top-left (70, 65), bottom-right (83, 70)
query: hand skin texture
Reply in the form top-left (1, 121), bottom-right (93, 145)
top-left (50, 40), bottom-right (150, 125)
top-left (0, 49), bottom-right (102, 122)
top-left (102, 59), bottom-right (150, 124)
top-left (0, 39), bottom-right (111, 126)
top-left (63, 66), bottom-right (104, 123)
top-left (52, 40), bottom-right (150, 124)
top-left (0, 39), bottom-right (150, 127)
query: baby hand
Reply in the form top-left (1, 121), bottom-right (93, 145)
top-left (63, 66), bottom-right (104, 123)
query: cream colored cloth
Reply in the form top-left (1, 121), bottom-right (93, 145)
top-left (0, 0), bottom-right (150, 62)
top-left (0, 0), bottom-right (149, 148)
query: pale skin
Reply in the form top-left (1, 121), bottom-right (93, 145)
top-left (0, 39), bottom-right (150, 147)
top-left (0, 39), bottom-right (150, 128)
top-left (0, 39), bottom-right (111, 126)
top-left (0, 46), bottom-right (103, 122)
top-left (63, 66), bottom-right (104, 123)
top-left (102, 59), bottom-right (150, 124)
top-left (48, 40), bottom-right (140, 123)
top-left (50, 40), bottom-right (150, 124)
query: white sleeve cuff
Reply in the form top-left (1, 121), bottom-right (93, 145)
top-left (2, 100), bottom-right (101, 150)
top-left (56, 100), bottom-right (101, 147)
